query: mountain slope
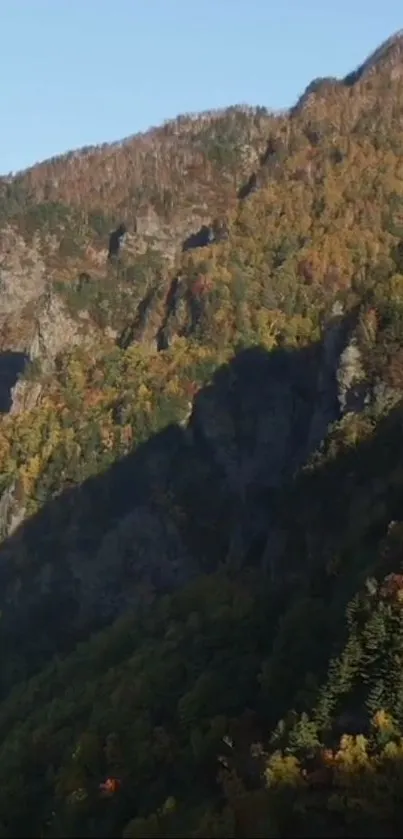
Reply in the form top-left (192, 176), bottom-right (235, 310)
top-left (1, 31), bottom-right (403, 838)
top-left (1, 107), bottom-right (276, 263)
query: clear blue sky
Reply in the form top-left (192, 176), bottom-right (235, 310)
top-left (2, 0), bottom-right (402, 175)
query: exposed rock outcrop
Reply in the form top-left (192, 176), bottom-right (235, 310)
top-left (187, 307), bottom-right (374, 573)
top-left (29, 290), bottom-right (97, 368)
top-left (0, 225), bottom-right (103, 416)
top-left (0, 228), bottom-right (46, 316)
top-left (7, 291), bottom-right (99, 415)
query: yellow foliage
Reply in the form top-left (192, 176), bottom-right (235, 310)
top-left (388, 273), bottom-right (403, 302)
top-left (137, 382), bottom-right (152, 401)
top-left (372, 709), bottom-right (396, 734)
top-left (19, 454), bottom-right (42, 496)
top-left (265, 752), bottom-right (304, 788)
top-left (334, 735), bottom-right (370, 772)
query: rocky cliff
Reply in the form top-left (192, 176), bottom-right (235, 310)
top-left (0, 302), bottom-right (375, 696)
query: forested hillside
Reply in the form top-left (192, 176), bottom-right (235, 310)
top-left (1, 32), bottom-right (403, 837)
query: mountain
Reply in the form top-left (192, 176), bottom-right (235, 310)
top-left (1, 31), bottom-right (403, 837)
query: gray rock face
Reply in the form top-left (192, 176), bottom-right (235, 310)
top-left (0, 481), bottom-right (26, 541)
top-left (28, 290), bottom-right (97, 369)
top-left (4, 286), bottom-right (101, 417)
top-left (70, 504), bottom-right (197, 630)
top-left (188, 310), bottom-right (372, 572)
top-left (0, 224), bottom-right (102, 419)
top-left (0, 229), bottom-right (46, 314)
top-left (0, 502), bottom-right (196, 648)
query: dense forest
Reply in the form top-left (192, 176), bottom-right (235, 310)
top-left (1, 31), bottom-right (403, 837)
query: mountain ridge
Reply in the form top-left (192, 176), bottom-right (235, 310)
top-left (5, 29), bottom-right (403, 183)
